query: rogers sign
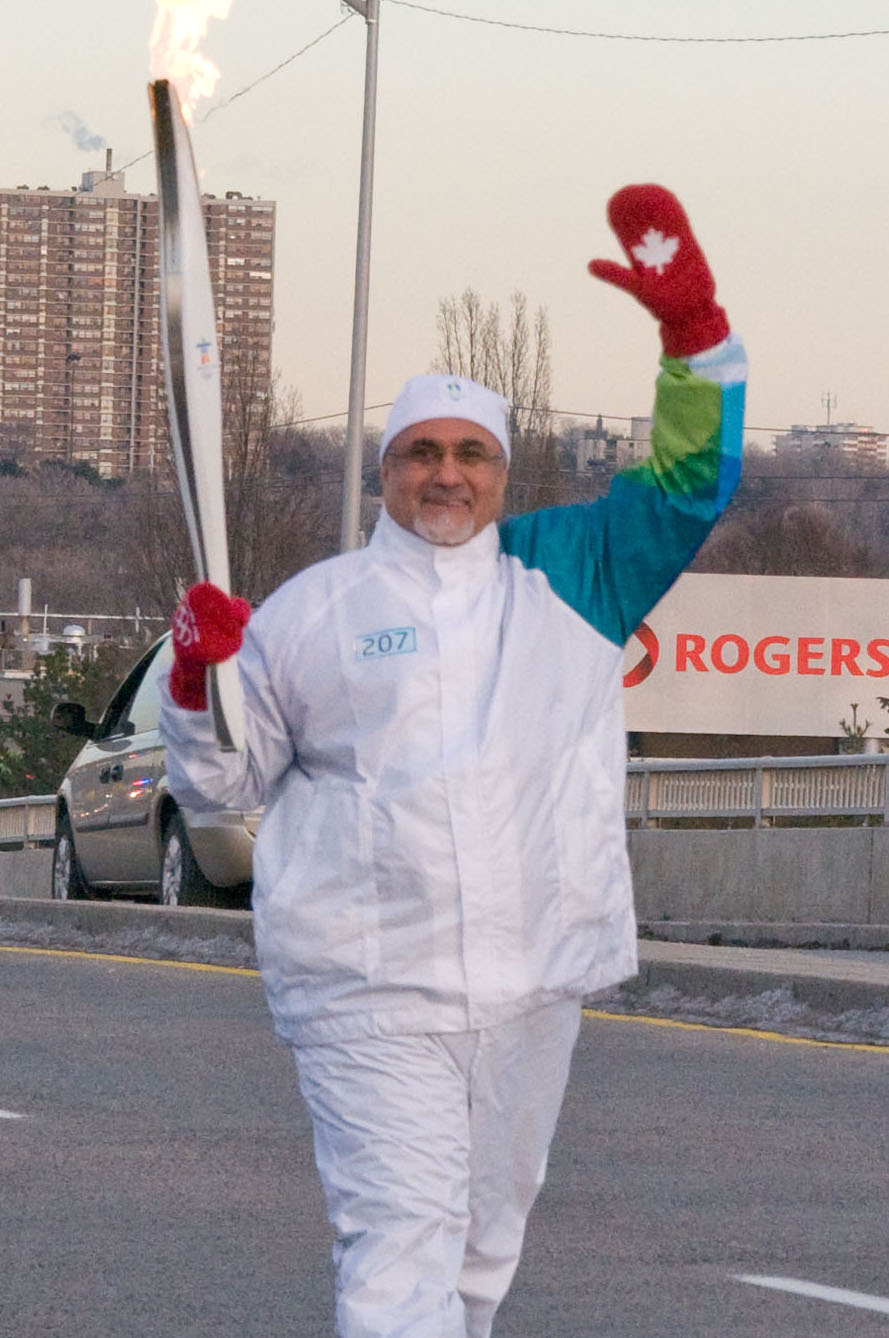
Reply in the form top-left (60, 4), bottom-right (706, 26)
top-left (674, 633), bottom-right (889, 678)
top-left (622, 573), bottom-right (889, 737)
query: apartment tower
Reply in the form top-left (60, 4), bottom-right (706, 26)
top-left (0, 154), bottom-right (275, 476)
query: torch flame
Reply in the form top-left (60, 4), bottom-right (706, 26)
top-left (149, 0), bottom-right (234, 124)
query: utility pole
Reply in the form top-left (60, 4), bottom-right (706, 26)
top-left (340, 0), bottom-right (380, 552)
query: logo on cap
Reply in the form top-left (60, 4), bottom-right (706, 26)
top-left (445, 381), bottom-right (464, 401)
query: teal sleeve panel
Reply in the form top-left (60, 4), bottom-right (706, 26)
top-left (499, 358), bottom-right (745, 647)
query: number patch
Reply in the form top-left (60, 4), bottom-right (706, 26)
top-left (354, 627), bottom-right (418, 661)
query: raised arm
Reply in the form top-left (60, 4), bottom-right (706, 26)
top-left (500, 183), bottom-right (747, 646)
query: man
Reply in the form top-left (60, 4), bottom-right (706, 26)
top-left (160, 184), bottom-right (747, 1338)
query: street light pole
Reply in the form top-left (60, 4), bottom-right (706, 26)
top-left (340, 0), bottom-right (380, 552)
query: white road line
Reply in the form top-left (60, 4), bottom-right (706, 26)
top-left (0, 1109), bottom-right (26, 1120)
top-left (734, 1274), bottom-right (889, 1317)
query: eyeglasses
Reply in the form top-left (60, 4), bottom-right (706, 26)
top-left (385, 441), bottom-right (506, 470)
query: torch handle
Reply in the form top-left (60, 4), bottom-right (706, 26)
top-left (206, 659), bottom-right (244, 752)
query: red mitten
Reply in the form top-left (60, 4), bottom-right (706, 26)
top-left (169, 582), bottom-right (251, 711)
top-left (588, 184), bottom-right (729, 357)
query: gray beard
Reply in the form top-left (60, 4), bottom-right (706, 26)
top-left (413, 511), bottom-right (476, 546)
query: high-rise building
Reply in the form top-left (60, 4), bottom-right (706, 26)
top-left (773, 422), bottom-right (889, 468)
top-left (0, 155), bottom-right (275, 475)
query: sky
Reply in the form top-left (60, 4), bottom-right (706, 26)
top-left (4, 0), bottom-right (889, 448)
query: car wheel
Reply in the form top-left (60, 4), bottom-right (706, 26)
top-left (160, 811), bottom-right (214, 907)
top-left (52, 811), bottom-right (89, 901)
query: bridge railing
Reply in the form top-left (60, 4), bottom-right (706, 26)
top-left (0, 795), bottom-right (57, 848)
top-left (626, 755), bottom-right (889, 828)
top-left (2, 756), bottom-right (887, 846)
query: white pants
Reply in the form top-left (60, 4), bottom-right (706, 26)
top-left (293, 998), bottom-right (582, 1338)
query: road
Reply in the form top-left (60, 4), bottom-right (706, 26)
top-left (2, 947), bottom-right (888, 1337)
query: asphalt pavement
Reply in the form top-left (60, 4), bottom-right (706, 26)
top-left (3, 947), bottom-right (889, 1338)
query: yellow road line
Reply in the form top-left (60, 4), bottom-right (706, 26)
top-left (584, 1007), bottom-right (889, 1055)
top-left (2, 946), bottom-right (886, 1052)
top-left (0, 943), bottom-right (260, 977)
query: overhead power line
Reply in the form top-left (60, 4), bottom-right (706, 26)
top-left (96, 2), bottom-right (889, 184)
top-left (89, 1), bottom-right (889, 186)
top-left (96, 14), bottom-right (358, 181)
top-left (281, 404), bottom-right (889, 441)
top-left (386, 0), bottom-right (889, 43)
top-left (198, 15), bottom-right (354, 123)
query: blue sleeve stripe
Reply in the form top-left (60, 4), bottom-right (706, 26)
top-left (716, 380), bottom-right (746, 512)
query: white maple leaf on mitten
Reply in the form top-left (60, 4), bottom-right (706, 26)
top-left (632, 227), bottom-right (680, 275)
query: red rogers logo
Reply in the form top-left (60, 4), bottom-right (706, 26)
top-left (675, 633), bottom-right (889, 677)
top-left (623, 621), bottom-right (660, 688)
top-left (622, 627), bottom-right (889, 687)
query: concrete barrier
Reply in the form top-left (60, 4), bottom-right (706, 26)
top-left (4, 827), bottom-right (889, 931)
top-left (0, 848), bottom-right (53, 898)
top-left (629, 827), bottom-right (889, 925)
top-left (0, 893), bottom-right (253, 942)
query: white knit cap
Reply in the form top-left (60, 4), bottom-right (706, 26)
top-left (379, 374), bottom-right (511, 461)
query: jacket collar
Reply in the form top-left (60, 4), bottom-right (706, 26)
top-left (370, 506), bottom-right (501, 582)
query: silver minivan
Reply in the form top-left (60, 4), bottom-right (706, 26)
top-left (51, 635), bottom-right (259, 907)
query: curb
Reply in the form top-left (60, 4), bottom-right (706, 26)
top-left (630, 939), bottom-right (889, 1016)
top-left (639, 919), bottom-right (889, 951)
top-left (0, 896), bottom-right (257, 969)
top-left (0, 895), bottom-right (254, 942)
top-left (3, 897), bottom-right (889, 1024)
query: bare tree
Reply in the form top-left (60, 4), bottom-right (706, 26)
top-left (112, 365), bottom-right (341, 614)
top-left (434, 288), bottom-right (552, 435)
top-left (693, 502), bottom-right (880, 578)
top-left (0, 463), bottom-right (129, 613)
top-left (111, 460), bottom-right (193, 615)
top-left (220, 353), bottom-right (340, 602)
top-left (435, 289), bottom-right (500, 387)
top-left (0, 420), bottom-right (38, 473)
top-left (222, 348), bottom-right (283, 600)
top-left (433, 287), bottom-right (557, 511)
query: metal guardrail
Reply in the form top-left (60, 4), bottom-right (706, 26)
top-left (0, 795), bottom-right (57, 848)
top-left (0, 757), bottom-right (887, 847)
top-left (626, 755), bottom-right (889, 828)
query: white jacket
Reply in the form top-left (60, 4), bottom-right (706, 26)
top-left (160, 340), bottom-right (747, 1045)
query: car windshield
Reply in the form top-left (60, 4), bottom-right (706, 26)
top-left (94, 636), bottom-right (172, 740)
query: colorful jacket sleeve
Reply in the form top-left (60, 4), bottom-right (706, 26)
top-left (498, 333), bottom-right (747, 646)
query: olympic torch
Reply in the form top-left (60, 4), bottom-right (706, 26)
top-left (148, 77), bottom-right (245, 751)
